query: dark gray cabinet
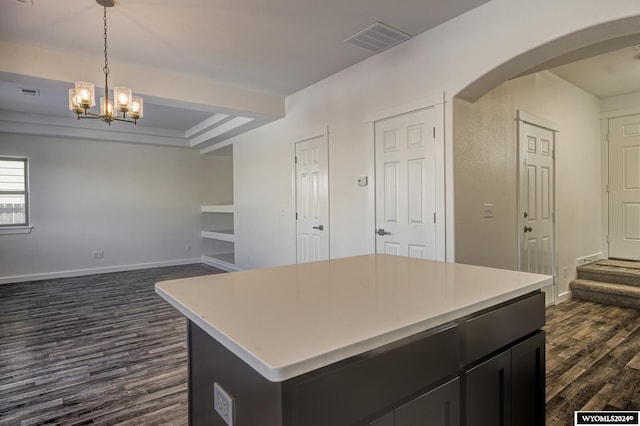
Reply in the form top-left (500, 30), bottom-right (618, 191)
top-left (187, 292), bottom-right (545, 426)
top-left (466, 350), bottom-right (512, 426)
top-left (511, 331), bottom-right (546, 426)
top-left (369, 378), bottom-right (460, 426)
top-left (395, 378), bottom-right (460, 426)
top-left (370, 413), bottom-right (395, 426)
top-left (465, 331), bottom-right (545, 426)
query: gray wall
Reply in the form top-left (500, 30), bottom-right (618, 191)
top-left (0, 133), bottom-right (209, 282)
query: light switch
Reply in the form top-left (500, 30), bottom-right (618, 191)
top-left (357, 176), bottom-right (368, 187)
top-left (483, 203), bottom-right (494, 218)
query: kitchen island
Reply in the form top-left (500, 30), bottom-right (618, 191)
top-left (156, 254), bottom-right (552, 426)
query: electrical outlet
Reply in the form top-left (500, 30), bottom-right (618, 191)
top-left (91, 251), bottom-right (104, 259)
top-left (185, 244), bottom-right (191, 252)
top-left (214, 382), bottom-right (234, 425)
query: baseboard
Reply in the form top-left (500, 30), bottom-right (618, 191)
top-left (575, 252), bottom-right (604, 266)
top-left (0, 257), bottom-right (203, 285)
top-left (557, 290), bottom-right (572, 304)
top-left (201, 255), bottom-right (242, 272)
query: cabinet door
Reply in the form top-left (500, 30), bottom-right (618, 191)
top-left (465, 350), bottom-right (511, 426)
top-left (511, 331), bottom-right (545, 426)
top-left (394, 377), bottom-right (460, 426)
top-left (370, 412), bottom-right (394, 426)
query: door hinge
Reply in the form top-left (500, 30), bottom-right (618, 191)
top-left (295, 156), bottom-right (298, 164)
top-left (552, 212), bottom-right (555, 223)
top-left (606, 234), bottom-right (610, 244)
top-left (606, 184), bottom-right (610, 193)
top-left (433, 212), bottom-right (436, 224)
top-left (433, 127), bottom-right (436, 138)
top-left (606, 133), bottom-right (610, 143)
top-left (296, 212), bottom-right (298, 220)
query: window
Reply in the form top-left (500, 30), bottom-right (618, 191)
top-left (0, 157), bottom-right (29, 227)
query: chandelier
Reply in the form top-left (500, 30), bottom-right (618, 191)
top-left (68, 0), bottom-right (143, 125)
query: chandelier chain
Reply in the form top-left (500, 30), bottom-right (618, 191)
top-left (103, 7), bottom-right (109, 75)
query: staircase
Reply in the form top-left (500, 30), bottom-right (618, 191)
top-left (570, 259), bottom-right (640, 309)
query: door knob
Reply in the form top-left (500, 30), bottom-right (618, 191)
top-left (376, 229), bottom-right (391, 236)
top-left (524, 226), bottom-right (533, 233)
top-left (312, 225), bottom-right (324, 231)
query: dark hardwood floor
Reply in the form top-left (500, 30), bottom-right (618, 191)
top-left (2, 266), bottom-right (639, 425)
top-left (0, 264), bottom-right (222, 426)
top-left (545, 299), bottom-right (640, 425)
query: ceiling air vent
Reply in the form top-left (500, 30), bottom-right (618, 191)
top-left (21, 88), bottom-right (40, 96)
top-left (344, 21), bottom-right (412, 53)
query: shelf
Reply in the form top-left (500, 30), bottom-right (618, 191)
top-left (204, 252), bottom-right (235, 265)
top-left (200, 149), bottom-right (236, 272)
top-left (202, 205), bottom-right (234, 213)
top-left (202, 253), bottom-right (239, 272)
top-left (201, 229), bottom-right (235, 243)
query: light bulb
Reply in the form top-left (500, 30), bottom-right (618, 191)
top-left (130, 96), bottom-right (143, 119)
top-left (113, 87), bottom-right (132, 112)
top-left (68, 89), bottom-right (83, 113)
top-left (74, 81), bottom-right (95, 108)
top-left (100, 97), bottom-right (114, 118)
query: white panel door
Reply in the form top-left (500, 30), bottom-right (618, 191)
top-left (296, 135), bottom-right (329, 263)
top-left (519, 120), bottom-right (555, 304)
top-left (609, 115), bottom-right (640, 260)
top-left (375, 108), bottom-right (436, 259)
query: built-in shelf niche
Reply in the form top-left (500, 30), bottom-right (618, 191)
top-left (201, 205), bottom-right (236, 271)
top-left (200, 145), bottom-right (237, 271)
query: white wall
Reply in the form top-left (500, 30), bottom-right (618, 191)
top-left (598, 91), bottom-right (640, 117)
top-left (229, 0), bottom-right (640, 271)
top-left (0, 133), bottom-right (208, 282)
top-left (202, 151), bottom-right (234, 205)
top-left (454, 72), bottom-right (604, 299)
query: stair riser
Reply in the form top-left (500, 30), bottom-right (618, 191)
top-left (573, 288), bottom-right (640, 310)
top-left (577, 270), bottom-right (640, 287)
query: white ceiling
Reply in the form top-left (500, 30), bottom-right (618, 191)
top-left (0, 0), bottom-right (491, 151)
top-left (0, 0), bottom-right (492, 96)
top-left (549, 45), bottom-right (640, 99)
top-left (3, 0), bottom-right (635, 150)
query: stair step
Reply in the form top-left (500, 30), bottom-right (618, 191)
top-left (570, 279), bottom-right (640, 309)
top-left (577, 259), bottom-right (640, 287)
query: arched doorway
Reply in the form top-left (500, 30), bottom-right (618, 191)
top-left (451, 16), bottom-right (640, 304)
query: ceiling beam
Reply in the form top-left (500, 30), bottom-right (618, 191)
top-left (190, 116), bottom-right (254, 147)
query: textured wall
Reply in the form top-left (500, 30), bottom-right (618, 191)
top-left (454, 72), bottom-right (603, 299)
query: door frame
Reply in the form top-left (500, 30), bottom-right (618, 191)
top-left (367, 93), bottom-right (446, 261)
top-left (516, 110), bottom-right (558, 305)
top-left (606, 114), bottom-right (640, 260)
top-left (293, 127), bottom-right (330, 263)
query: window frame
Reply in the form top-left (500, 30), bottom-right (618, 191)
top-left (0, 156), bottom-right (30, 228)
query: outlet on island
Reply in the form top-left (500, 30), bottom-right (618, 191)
top-left (214, 382), bottom-right (234, 425)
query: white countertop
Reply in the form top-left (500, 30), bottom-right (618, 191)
top-left (155, 254), bottom-right (552, 382)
